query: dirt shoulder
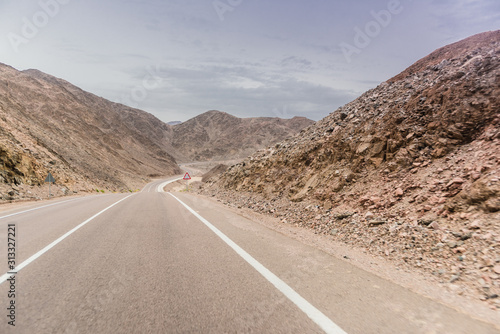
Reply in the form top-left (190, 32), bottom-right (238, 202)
top-left (189, 186), bottom-right (500, 328)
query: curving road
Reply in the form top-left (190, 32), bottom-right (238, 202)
top-left (0, 177), bottom-right (498, 333)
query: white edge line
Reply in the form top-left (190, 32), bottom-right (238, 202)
top-left (168, 193), bottom-right (347, 334)
top-left (0, 194), bottom-right (134, 285)
top-left (0, 197), bottom-right (86, 220)
top-left (156, 177), bottom-right (183, 193)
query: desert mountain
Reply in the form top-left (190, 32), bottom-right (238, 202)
top-left (168, 110), bottom-right (314, 162)
top-left (202, 31), bottom-right (500, 304)
top-left (0, 64), bottom-right (313, 200)
top-left (0, 63), bottom-right (181, 198)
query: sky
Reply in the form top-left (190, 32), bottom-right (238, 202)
top-left (0, 0), bottom-right (498, 123)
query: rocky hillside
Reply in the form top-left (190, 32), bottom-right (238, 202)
top-left (169, 110), bottom-right (314, 162)
top-left (0, 64), bottom-right (181, 200)
top-left (201, 31), bottom-right (500, 306)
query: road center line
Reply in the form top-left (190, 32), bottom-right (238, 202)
top-left (0, 194), bottom-right (134, 285)
top-left (168, 193), bottom-right (347, 334)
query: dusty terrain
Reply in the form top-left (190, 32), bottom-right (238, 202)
top-left (200, 31), bottom-right (500, 309)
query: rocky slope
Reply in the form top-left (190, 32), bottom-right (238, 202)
top-left (0, 64), bottom-right (181, 200)
top-left (169, 110), bottom-right (314, 162)
top-left (201, 31), bottom-right (500, 307)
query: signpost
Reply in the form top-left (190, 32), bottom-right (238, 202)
top-left (183, 172), bottom-right (191, 191)
top-left (45, 172), bottom-right (55, 198)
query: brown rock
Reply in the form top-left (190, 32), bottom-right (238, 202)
top-left (482, 258), bottom-right (495, 268)
top-left (433, 148), bottom-right (446, 158)
top-left (429, 221), bottom-right (441, 230)
top-left (482, 233), bottom-right (493, 241)
top-left (368, 219), bottom-right (387, 227)
top-left (471, 172), bottom-right (481, 180)
top-left (395, 188), bottom-right (404, 197)
top-left (484, 198), bottom-right (500, 212)
top-left (469, 220), bottom-right (481, 229)
top-left (446, 177), bottom-right (465, 189)
top-left (427, 121), bottom-right (439, 129)
top-left (428, 195), bottom-right (440, 205)
top-left (369, 157), bottom-right (384, 167)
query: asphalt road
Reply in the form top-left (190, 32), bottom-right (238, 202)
top-left (0, 177), bottom-right (498, 333)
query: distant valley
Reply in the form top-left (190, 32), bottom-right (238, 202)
top-left (169, 110), bottom-right (313, 163)
top-left (0, 65), bottom-right (312, 200)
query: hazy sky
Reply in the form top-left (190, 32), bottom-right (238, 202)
top-left (0, 0), bottom-right (498, 122)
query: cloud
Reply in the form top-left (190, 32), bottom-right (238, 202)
top-left (1, 0), bottom-right (496, 125)
top-left (281, 56), bottom-right (313, 69)
top-left (429, 0), bottom-right (500, 34)
top-left (106, 59), bottom-right (359, 122)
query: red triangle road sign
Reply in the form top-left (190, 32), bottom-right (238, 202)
top-left (183, 172), bottom-right (191, 180)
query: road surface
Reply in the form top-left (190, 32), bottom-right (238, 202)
top-left (0, 177), bottom-right (498, 333)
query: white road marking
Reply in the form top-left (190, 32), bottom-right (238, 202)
top-left (0, 197), bottom-right (88, 221)
top-left (156, 177), bottom-right (183, 192)
top-left (0, 194), bottom-right (134, 285)
top-left (141, 183), bottom-right (153, 193)
top-left (168, 193), bottom-right (347, 334)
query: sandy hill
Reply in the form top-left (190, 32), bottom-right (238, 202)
top-left (201, 31), bottom-right (500, 305)
top-left (169, 110), bottom-right (314, 162)
top-left (0, 64), bottom-right (181, 199)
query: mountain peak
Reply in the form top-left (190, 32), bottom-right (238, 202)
top-left (199, 110), bottom-right (237, 120)
top-left (389, 30), bottom-right (500, 83)
top-left (170, 111), bottom-right (314, 162)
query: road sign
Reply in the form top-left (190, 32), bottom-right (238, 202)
top-left (183, 172), bottom-right (191, 192)
top-left (45, 172), bottom-right (55, 183)
top-left (45, 172), bottom-right (55, 198)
